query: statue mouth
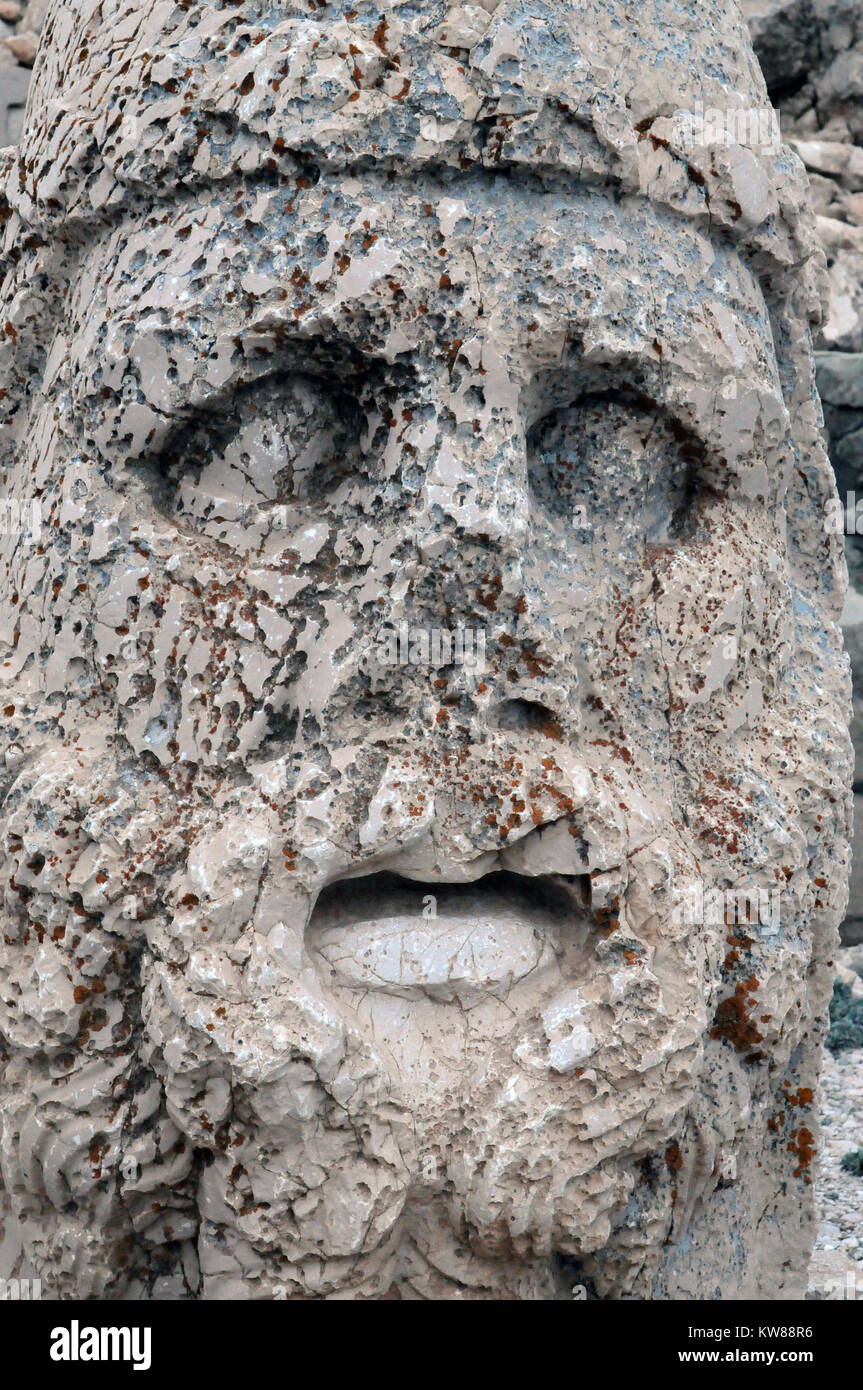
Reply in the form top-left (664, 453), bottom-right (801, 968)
top-left (306, 869), bottom-right (590, 999)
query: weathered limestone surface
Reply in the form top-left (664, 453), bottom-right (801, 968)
top-left (0, 0), bottom-right (853, 1300)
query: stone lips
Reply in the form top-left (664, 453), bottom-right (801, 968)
top-left (306, 870), bottom-right (575, 999)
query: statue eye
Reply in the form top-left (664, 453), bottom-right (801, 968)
top-left (148, 372), bottom-right (364, 543)
top-left (527, 394), bottom-right (701, 547)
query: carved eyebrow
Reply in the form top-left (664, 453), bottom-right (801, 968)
top-left (549, 305), bottom-right (783, 463)
top-left (521, 350), bottom-right (716, 454)
top-left (148, 362), bottom-right (364, 457)
top-left (170, 336), bottom-right (377, 419)
top-left (80, 324), bottom-right (402, 453)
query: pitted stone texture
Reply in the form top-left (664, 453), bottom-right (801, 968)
top-left (0, 0), bottom-right (852, 1300)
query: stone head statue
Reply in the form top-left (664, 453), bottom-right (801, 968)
top-left (0, 0), bottom-right (852, 1300)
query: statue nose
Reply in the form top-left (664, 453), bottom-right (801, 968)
top-left (413, 427), bottom-right (530, 561)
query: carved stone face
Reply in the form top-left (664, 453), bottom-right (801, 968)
top-left (0, 0), bottom-right (852, 1301)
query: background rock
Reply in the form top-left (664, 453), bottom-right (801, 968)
top-left (0, 0), bottom-right (44, 144)
top-left (812, 944), bottom-right (863, 1294)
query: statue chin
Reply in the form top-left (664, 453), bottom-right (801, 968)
top-left (0, 0), bottom-right (852, 1302)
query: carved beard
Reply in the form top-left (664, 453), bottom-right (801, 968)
top-left (1, 719), bottom-right (801, 1301)
top-left (141, 746), bottom-right (711, 1301)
